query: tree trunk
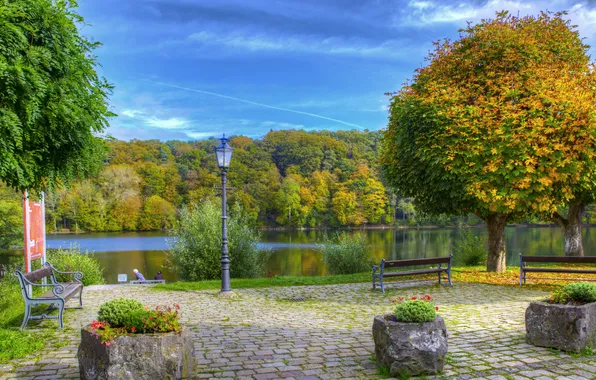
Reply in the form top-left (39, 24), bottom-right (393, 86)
top-left (560, 202), bottom-right (584, 257)
top-left (486, 213), bottom-right (508, 273)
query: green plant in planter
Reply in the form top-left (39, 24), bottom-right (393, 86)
top-left (91, 299), bottom-right (182, 345)
top-left (393, 295), bottom-right (438, 323)
top-left (548, 282), bottom-right (596, 304)
top-left (98, 298), bottom-right (144, 326)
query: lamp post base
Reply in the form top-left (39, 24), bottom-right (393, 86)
top-left (218, 290), bottom-right (237, 298)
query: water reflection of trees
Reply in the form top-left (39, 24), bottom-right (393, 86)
top-left (5, 227), bottom-right (594, 281)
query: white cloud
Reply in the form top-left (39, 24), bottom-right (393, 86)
top-left (144, 117), bottom-right (190, 129)
top-left (260, 121), bottom-right (306, 129)
top-left (118, 107), bottom-right (191, 130)
top-left (188, 30), bottom-right (414, 58)
top-left (400, 0), bottom-right (537, 25)
top-left (121, 109), bottom-right (144, 118)
top-left (569, 3), bottom-right (596, 40)
top-left (409, 0), bottom-right (434, 11)
top-left (396, 0), bottom-right (596, 54)
top-left (185, 131), bottom-right (217, 139)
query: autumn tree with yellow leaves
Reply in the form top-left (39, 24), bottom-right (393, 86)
top-left (381, 11), bottom-right (596, 272)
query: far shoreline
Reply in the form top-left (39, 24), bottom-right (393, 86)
top-left (39, 222), bottom-right (596, 235)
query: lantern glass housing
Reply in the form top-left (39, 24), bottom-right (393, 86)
top-left (214, 135), bottom-right (233, 169)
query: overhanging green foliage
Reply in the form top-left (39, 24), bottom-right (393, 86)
top-left (0, 0), bottom-right (113, 191)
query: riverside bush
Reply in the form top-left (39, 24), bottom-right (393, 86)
top-left (98, 298), bottom-right (144, 326)
top-left (393, 295), bottom-right (437, 323)
top-left (549, 282), bottom-right (596, 304)
top-left (168, 200), bottom-right (269, 281)
top-left (45, 247), bottom-right (105, 286)
top-left (452, 229), bottom-right (487, 266)
top-left (320, 233), bottom-right (374, 275)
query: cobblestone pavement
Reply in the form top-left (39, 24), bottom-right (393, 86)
top-left (3, 281), bottom-right (596, 379)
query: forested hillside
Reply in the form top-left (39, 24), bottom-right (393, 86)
top-left (51, 129), bottom-right (392, 231)
top-left (0, 129), bottom-right (481, 237)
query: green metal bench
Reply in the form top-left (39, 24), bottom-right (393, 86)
top-left (519, 254), bottom-right (596, 285)
top-left (372, 255), bottom-right (453, 293)
top-left (15, 262), bottom-right (83, 330)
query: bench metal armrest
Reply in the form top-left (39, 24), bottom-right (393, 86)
top-left (47, 263), bottom-right (83, 284)
top-left (372, 265), bottom-right (379, 274)
top-left (51, 283), bottom-right (66, 298)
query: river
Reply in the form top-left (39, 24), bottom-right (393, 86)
top-left (1, 226), bottom-right (594, 283)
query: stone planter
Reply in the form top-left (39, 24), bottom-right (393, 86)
top-left (372, 314), bottom-right (448, 377)
top-left (526, 301), bottom-right (596, 352)
top-left (78, 327), bottom-right (196, 380)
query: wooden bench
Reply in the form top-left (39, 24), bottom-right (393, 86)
top-left (519, 254), bottom-right (596, 285)
top-left (372, 255), bottom-right (453, 293)
top-left (15, 262), bottom-right (83, 330)
top-left (129, 279), bottom-right (166, 285)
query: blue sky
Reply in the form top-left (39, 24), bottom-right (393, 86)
top-left (77, 0), bottom-right (596, 141)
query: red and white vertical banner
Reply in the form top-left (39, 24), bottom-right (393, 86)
top-left (23, 191), bottom-right (46, 274)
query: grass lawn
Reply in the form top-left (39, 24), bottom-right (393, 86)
top-left (155, 264), bottom-right (589, 293)
top-left (0, 282), bottom-right (65, 364)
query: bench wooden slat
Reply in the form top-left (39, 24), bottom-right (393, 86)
top-left (41, 282), bottom-right (82, 300)
top-left (523, 268), bottom-right (596, 274)
top-left (382, 268), bottom-right (448, 277)
top-left (384, 256), bottom-right (451, 267)
top-left (25, 266), bottom-right (53, 283)
top-left (521, 256), bottom-right (596, 264)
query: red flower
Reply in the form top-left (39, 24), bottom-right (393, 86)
top-left (131, 326), bottom-right (136, 332)
top-left (435, 306), bottom-right (439, 311)
top-left (411, 297), bottom-right (417, 300)
top-left (175, 304), bottom-right (180, 310)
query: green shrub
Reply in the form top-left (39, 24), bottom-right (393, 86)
top-left (452, 229), bottom-right (487, 266)
top-left (394, 295), bottom-right (437, 323)
top-left (168, 201), bottom-right (269, 281)
top-left (549, 282), bottom-right (596, 304)
top-left (45, 247), bottom-right (105, 286)
top-left (90, 304), bottom-right (181, 344)
top-left (320, 233), bottom-right (374, 275)
top-left (549, 289), bottom-right (569, 304)
top-left (97, 298), bottom-right (144, 327)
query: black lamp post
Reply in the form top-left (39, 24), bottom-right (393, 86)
top-left (214, 134), bottom-right (233, 295)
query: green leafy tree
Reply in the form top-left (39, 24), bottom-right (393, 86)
top-left (138, 195), bottom-right (175, 231)
top-left (275, 176), bottom-right (302, 226)
top-left (381, 11), bottom-right (596, 272)
top-left (0, 188), bottom-right (21, 249)
top-left (0, 0), bottom-right (113, 191)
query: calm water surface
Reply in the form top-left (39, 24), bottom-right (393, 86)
top-left (2, 227), bottom-right (595, 283)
